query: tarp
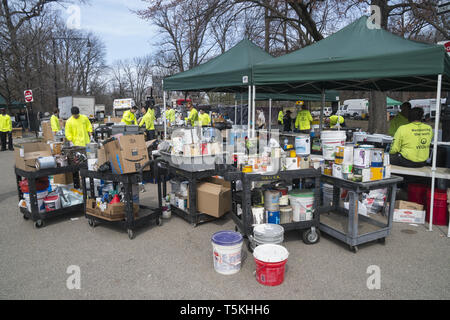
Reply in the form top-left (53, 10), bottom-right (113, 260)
top-left (0, 95), bottom-right (26, 109)
top-left (235, 91), bottom-right (339, 102)
top-left (253, 16), bottom-right (450, 93)
top-left (163, 39), bottom-right (273, 92)
top-left (387, 97), bottom-right (401, 106)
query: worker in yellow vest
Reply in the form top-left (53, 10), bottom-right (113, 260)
top-left (139, 105), bottom-right (156, 141)
top-left (198, 109), bottom-right (211, 126)
top-left (0, 108), bottom-right (13, 151)
top-left (295, 105), bottom-right (313, 134)
top-left (50, 109), bottom-right (61, 133)
top-left (328, 113), bottom-right (345, 128)
top-left (390, 107), bottom-right (432, 168)
top-left (165, 105), bottom-right (176, 124)
top-left (121, 106), bottom-right (138, 125)
top-left (65, 107), bottom-right (93, 147)
top-left (388, 102), bottom-right (411, 137)
top-left (186, 101), bottom-right (198, 126)
top-left (278, 110), bottom-right (284, 125)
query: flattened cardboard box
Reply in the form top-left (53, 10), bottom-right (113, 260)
top-left (15, 142), bottom-right (52, 172)
top-left (104, 135), bottom-right (150, 174)
top-left (395, 200), bottom-right (424, 211)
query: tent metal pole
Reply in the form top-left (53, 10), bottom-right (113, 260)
top-left (253, 85), bottom-right (256, 138)
top-left (429, 74), bottom-right (442, 232)
top-left (234, 100), bottom-right (237, 125)
top-left (240, 93), bottom-right (243, 126)
top-left (320, 89), bottom-right (325, 132)
top-left (269, 98), bottom-right (272, 133)
top-left (163, 81), bottom-right (167, 140)
top-left (248, 86), bottom-right (251, 138)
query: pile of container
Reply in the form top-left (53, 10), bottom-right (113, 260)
top-left (320, 130), bottom-right (391, 182)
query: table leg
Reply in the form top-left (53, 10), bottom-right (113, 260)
top-left (348, 191), bottom-right (359, 243)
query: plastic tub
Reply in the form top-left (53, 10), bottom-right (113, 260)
top-left (408, 183), bottom-right (428, 206)
top-left (253, 244), bottom-right (289, 286)
top-left (289, 190), bottom-right (315, 222)
top-left (321, 131), bottom-right (346, 160)
top-left (426, 188), bottom-right (448, 226)
top-left (44, 195), bottom-right (61, 212)
top-left (211, 231), bottom-right (243, 275)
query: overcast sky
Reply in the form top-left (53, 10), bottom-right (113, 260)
top-left (60, 0), bottom-right (158, 65)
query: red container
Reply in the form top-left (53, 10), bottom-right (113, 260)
top-left (426, 188), bottom-right (448, 226)
top-left (408, 183), bottom-right (428, 206)
top-left (254, 258), bottom-right (287, 286)
top-left (19, 177), bottom-right (49, 193)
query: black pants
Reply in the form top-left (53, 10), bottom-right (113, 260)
top-left (390, 153), bottom-right (426, 168)
top-left (146, 130), bottom-right (155, 141)
top-left (0, 131), bottom-right (13, 150)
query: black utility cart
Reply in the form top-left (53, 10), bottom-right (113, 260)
top-left (15, 165), bottom-right (85, 228)
top-left (319, 175), bottom-right (403, 253)
top-left (80, 165), bottom-right (162, 240)
top-left (155, 158), bottom-right (221, 227)
top-left (222, 165), bottom-right (322, 250)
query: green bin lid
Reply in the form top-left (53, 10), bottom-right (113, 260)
top-left (289, 190), bottom-right (315, 198)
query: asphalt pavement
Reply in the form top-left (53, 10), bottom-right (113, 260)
top-left (0, 150), bottom-right (449, 300)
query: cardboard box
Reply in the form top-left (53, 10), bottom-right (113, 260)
top-left (104, 117), bottom-right (122, 124)
top-left (15, 142), bottom-right (52, 172)
top-left (370, 167), bottom-right (384, 181)
top-left (11, 128), bottom-right (22, 139)
top-left (53, 172), bottom-right (74, 185)
top-left (196, 178), bottom-right (231, 218)
top-left (104, 135), bottom-right (149, 174)
top-left (41, 121), bottom-right (54, 142)
top-left (332, 164), bottom-right (343, 179)
top-left (102, 202), bottom-right (139, 219)
top-left (97, 146), bottom-right (107, 167)
top-left (395, 200), bottom-right (424, 211)
top-left (394, 209), bottom-right (426, 224)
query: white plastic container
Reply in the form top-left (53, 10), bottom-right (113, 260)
top-left (289, 190), bottom-right (315, 222)
top-left (321, 131), bottom-right (347, 160)
top-left (211, 231), bottom-right (243, 275)
top-left (295, 135), bottom-right (310, 156)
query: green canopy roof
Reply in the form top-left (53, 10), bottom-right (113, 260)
top-left (253, 16), bottom-right (450, 93)
top-left (163, 39), bottom-right (273, 92)
top-left (387, 97), bottom-right (401, 106)
top-left (235, 91), bottom-right (339, 102)
top-left (0, 95), bottom-right (26, 109)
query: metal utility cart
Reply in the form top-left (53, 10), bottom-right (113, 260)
top-left (80, 166), bottom-right (162, 240)
top-left (15, 165), bottom-right (85, 228)
top-left (319, 175), bottom-right (403, 253)
top-left (155, 158), bottom-right (220, 227)
top-left (222, 165), bottom-right (322, 249)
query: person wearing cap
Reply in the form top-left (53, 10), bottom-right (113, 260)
top-left (0, 108), bottom-right (13, 151)
top-left (65, 107), bottom-right (93, 147)
top-left (121, 106), bottom-right (138, 125)
top-left (388, 102), bottom-right (411, 137)
top-left (186, 101), bottom-right (198, 126)
top-left (327, 111), bottom-right (345, 128)
top-left (295, 104), bottom-right (313, 134)
top-left (50, 109), bottom-right (61, 133)
top-left (139, 105), bottom-right (156, 141)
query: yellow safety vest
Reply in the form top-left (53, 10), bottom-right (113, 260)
top-left (295, 110), bottom-right (313, 130)
top-left (121, 110), bottom-right (137, 125)
top-left (0, 114), bottom-right (12, 132)
top-left (199, 113), bottom-right (211, 126)
top-left (390, 122), bottom-right (433, 163)
top-left (329, 115), bottom-right (344, 127)
top-left (278, 111), bottom-right (284, 124)
top-left (65, 115), bottom-right (93, 147)
top-left (166, 109), bottom-right (176, 123)
top-left (187, 108), bottom-right (199, 126)
top-left (50, 115), bottom-right (61, 132)
top-left (139, 109), bottom-right (155, 131)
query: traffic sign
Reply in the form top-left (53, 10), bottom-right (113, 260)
top-left (24, 90), bottom-right (33, 103)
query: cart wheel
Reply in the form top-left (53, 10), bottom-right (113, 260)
top-left (34, 220), bottom-right (44, 229)
top-left (127, 229), bottom-right (135, 240)
top-left (349, 245), bottom-right (358, 253)
top-left (156, 216), bottom-right (163, 226)
top-left (302, 229), bottom-right (321, 245)
top-left (378, 237), bottom-right (386, 245)
top-left (88, 218), bottom-right (96, 228)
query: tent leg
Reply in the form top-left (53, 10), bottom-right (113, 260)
top-left (234, 100), bottom-right (237, 125)
top-left (269, 98), bottom-right (272, 133)
top-left (248, 86), bottom-right (251, 138)
top-left (253, 85), bottom-right (256, 138)
top-left (429, 74), bottom-right (442, 232)
top-left (163, 86), bottom-right (167, 140)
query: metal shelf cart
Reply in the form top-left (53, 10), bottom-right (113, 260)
top-left (80, 167), bottom-right (162, 240)
top-left (15, 165), bottom-right (85, 228)
top-left (319, 175), bottom-right (403, 253)
top-left (222, 165), bottom-right (322, 250)
top-left (155, 158), bottom-right (220, 227)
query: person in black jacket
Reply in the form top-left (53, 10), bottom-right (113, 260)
top-left (283, 110), bottom-right (293, 132)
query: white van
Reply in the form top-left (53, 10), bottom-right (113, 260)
top-left (341, 99), bottom-right (369, 119)
top-left (409, 98), bottom-right (446, 120)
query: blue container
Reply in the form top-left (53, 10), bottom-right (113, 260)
top-left (267, 211), bottom-right (281, 224)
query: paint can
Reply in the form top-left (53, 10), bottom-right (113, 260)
top-left (211, 231), bottom-right (243, 275)
top-left (252, 206), bottom-right (265, 226)
top-left (370, 149), bottom-right (384, 167)
top-left (35, 156), bottom-right (57, 170)
top-left (264, 190), bottom-right (281, 211)
top-left (266, 211), bottom-right (281, 224)
top-left (280, 206), bottom-right (293, 224)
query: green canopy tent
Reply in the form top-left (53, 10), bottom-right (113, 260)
top-left (253, 16), bottom-right (450, 233)
top-left (163, 39), bottom-right (274, 137)
top-left (0, 95), bottom-right (26, 111)
top-left (386, 97), bottom-right (401, 106)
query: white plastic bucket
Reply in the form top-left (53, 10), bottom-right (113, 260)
top-left (44, 195), bottom-right (61, 212)
top-left (321, 131), bottom-right (346, 160)
top-left (24, 190), bottom-right (48, 213)
top-left (211, 231), bottom-right (244, 275)
top-left (289, 191), bottom-right (315, 222)
top-left (295, 135), bottom-right (310, 156)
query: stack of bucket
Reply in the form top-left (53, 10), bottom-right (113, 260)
top-left (408, 183), bottom-right (449, 226)
top-left (264, 190), bottom-right (281, 224)
top-left (252, 224), bottom-right (284, 248)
